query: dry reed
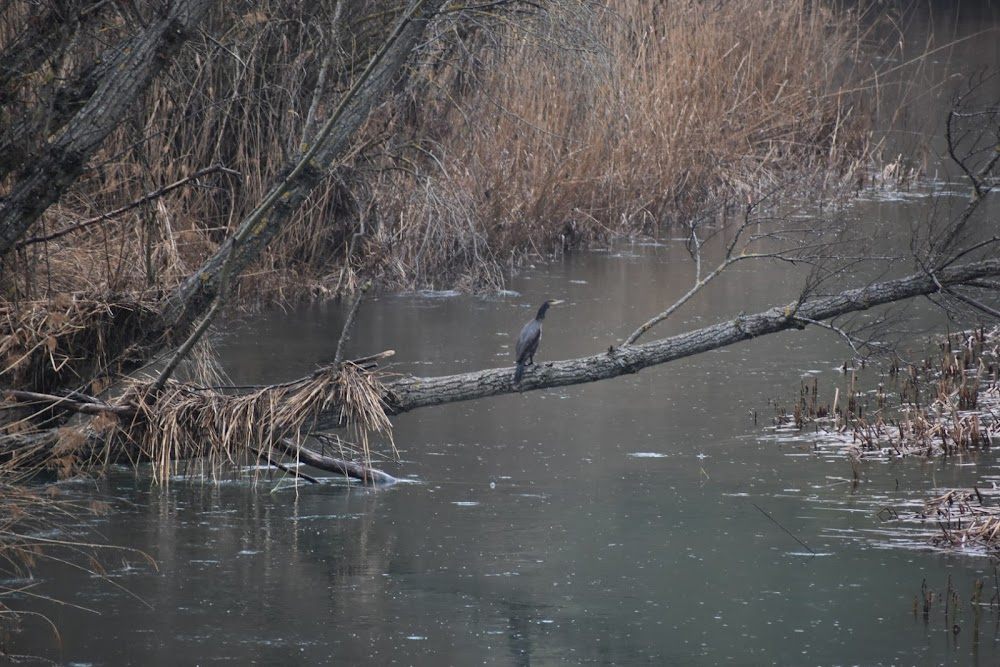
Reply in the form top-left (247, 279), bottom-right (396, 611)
top-left (122, 362), bottom-right (393, 483)
top-left (771, 326), bottom-right (1000, 458)
top-left (2, 0), bottom-right (887, 301)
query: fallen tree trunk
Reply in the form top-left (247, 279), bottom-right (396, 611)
top-left (376, 257), bottom-right (1000, 416)
top-left (4, 257), bottom-right (998, 483)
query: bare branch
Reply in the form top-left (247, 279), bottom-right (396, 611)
top-left (14, 165), bottom-right (240, 250)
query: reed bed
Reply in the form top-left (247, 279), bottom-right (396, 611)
top-left (2, 0), bottom-right (886, 301)
top-left (883, 488), bottom-right (1000, 556)
top-left (770, 326), bottom-right (1000, 459)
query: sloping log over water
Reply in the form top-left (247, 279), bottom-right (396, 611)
top-left (3, 258), bottom-right (999, 483)
top-left (376, 258), bottom-right (1000, 416)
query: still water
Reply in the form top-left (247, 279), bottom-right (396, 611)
top-left (13, 4), bottom-right (1000, 666)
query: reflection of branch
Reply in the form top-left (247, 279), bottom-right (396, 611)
top-left (943, 288), bottom-right (1000, 319)
top-left (15, 164), bottom-right (240, 249)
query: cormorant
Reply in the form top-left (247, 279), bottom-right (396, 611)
top-left (514, 299), bottom-right (563, 383)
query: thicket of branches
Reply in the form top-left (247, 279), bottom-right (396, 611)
top-left (3, 0), bottom-right (883, 301)
top-left (0, 1), bottom-right (996, 636)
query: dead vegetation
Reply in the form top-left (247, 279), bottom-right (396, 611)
top-left (1, 355), bottom-right (397, 485)
top-left (125, 362), bottom-right (395, 484)
top-left (0, 297), bottom-right (163, 398)
top-left (916, 489), bottom-right (1000, 554)
top-left (770, 326), bottom-right (1000, 459)
top-left (769, 326), bottom-right (1000, 554)
top-left (2, 0), bottom-right (887, 301)
top-left (0, 479), bottom-right (156, 643)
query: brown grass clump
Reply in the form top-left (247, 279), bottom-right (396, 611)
top-left (123, 362), bottom-right (393, 483)
top-left (0, 296), bottom-right (164, 430)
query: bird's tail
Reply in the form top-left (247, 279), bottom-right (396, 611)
top-left (514, 361), bottom-right (525, 384)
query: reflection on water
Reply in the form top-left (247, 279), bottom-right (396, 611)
top-left (11, 4), bottom-right (1000, 665)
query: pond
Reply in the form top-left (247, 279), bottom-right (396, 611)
top-left (10, 3), bottom-right (1000, 666)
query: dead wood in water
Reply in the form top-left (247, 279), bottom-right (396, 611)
top-left (379, 258), bottom-right (1000, 417)
top-left (3, 258), bottom-right (1000, 482)
top-left (0, 354), bottom-right (399, 485)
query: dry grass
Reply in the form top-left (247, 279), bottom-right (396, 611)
top-left (0, 297), bottom-right (164, 429)
top-left (0, 478), bottom-right (156, 640)
top-left (2, 0), bottom-right (888, 301)
top-left (120, 362), bottom-right (393, 483)
top-left (770, 326), bottom-right (1000, 458)
top-left (375, 0), bottom-right (882, 287)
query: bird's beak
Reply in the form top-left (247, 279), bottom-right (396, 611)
top-left (550, 299), bottom-right (564, 305)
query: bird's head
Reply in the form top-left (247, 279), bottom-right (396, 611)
top-left (536, 298), bottom-right (563, 319)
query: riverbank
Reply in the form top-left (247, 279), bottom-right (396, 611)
top-left (7, 0), bottom-right (888, 303)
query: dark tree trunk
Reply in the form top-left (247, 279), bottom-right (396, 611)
top-left (0, 0), bottom-right (217, 254)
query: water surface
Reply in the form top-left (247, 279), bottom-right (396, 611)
top-left (11, 4), bottom-right (1000, 665)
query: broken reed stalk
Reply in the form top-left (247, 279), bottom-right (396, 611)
top-left (774, 325), bottom-right (1000, 459)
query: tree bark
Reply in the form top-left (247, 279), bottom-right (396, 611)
top-left (375, 258), bottom-right (1000, 417)
top-left (0, 0), bottom-right (217, 254)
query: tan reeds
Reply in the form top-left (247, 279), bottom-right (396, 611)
top-left (3, 0), bottom-right (885, 300)
top-left (379, 0), bottom-right (880, 285)
top-left (125, 362), bottom-right (393, 483)
top-left (891, 488), bottom-right (1000, 555)
top-left (770, 326), bottom-right (1000, 458)
top-left (0, 297), bottom-right (162, 411)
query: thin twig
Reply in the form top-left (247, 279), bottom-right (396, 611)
top-left (753, 503), bottom-right (816, 555)
top-left (15, 165), bottom-right (240, 249)
top-left (334, 280), bottom-right (372, 365)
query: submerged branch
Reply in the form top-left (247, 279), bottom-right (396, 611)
top-left (272, 438), bottom-right (397, 486)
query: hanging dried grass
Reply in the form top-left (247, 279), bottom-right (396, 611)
top-left (0, 296), bottom-right (163, 400)
top-left (123, 362), bottom-right (393, 483)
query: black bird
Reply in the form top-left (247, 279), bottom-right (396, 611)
top-left (514, 299), bottom-right (563, 383)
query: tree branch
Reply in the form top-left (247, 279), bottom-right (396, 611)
top-left (0, 0), bottom-right (219, 255)
top-left (14, 164), bottom-right (240, 250)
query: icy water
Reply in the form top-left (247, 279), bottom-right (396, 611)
top-left (23, 240), bottom-right (1000, 666)
top-left (11, 4), bottom-right (1000, 666)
